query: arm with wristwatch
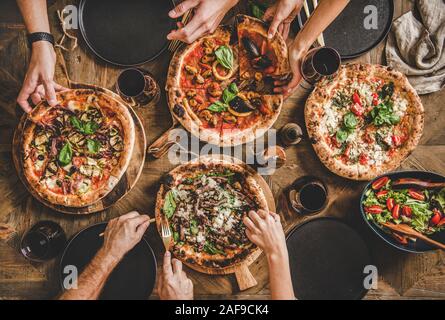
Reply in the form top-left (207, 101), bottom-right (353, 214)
top-left (16, 0), bottom-right (66, 113)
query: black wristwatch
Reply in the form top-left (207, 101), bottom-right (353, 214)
top-left (27, 32), bottom-right (55, 47)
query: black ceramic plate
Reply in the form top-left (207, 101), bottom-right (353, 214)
top-left (286, 218), bottom-right (372, 300)
top-left (79, 0), bottom-right (175, 66)
top-left (293, 0), bottom-right (394, 59)
top-left (360, 171), bottom-right (445, 253)
top-left (59, 223), bottom-right (157, 300)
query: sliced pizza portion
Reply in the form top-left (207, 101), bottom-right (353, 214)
top-left (155, 157), bottom-right (268, 269)
top-left (166, 26), bottom-right (238, 91)
top-left (236, 14), bottom-right (290, 86)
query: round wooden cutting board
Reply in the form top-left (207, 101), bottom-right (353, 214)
top-left (12, 85), bottom-right (146, 215)
top-left (155, 154), bottom-right (275, 291)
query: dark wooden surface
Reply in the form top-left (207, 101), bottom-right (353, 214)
top-left (0, 0), bottom-right (444, 300)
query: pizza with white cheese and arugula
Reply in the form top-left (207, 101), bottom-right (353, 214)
top-left (155, 157), bottom-right (268, 270)
top-left (305, 64), bottom-right (424, 181)
top-left (22, 89), bottom-right (135, 207)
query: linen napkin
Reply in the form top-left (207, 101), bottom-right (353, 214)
top-left (386, 0), bottom-right (445, 94)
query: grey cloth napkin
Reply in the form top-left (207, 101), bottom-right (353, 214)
top-left (386, 0), bottom-right (445, 94)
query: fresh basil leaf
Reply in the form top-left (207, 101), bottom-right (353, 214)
top-left (83, 121), bottom-right (99, 135)
top-left (163, 190), bottom-right (176, 219)
top-left (343, 112), bottom-right (358, 129)
top-left (222, 88), bottom-right (236, 105)
top-left (208, 101), bottom-right (227, 113)
top-left (58, 142), bottom-right (73, 166)
top-left (229, 82), bottom-right (239, 94)
top-left (336, 129), bottom-right (349, 143)
top-left (86, 139), bottom-right (100, 154)
top-left (70, 116), bottom-right (83, 131)
top-left (214, 45), bottom-right (233, 70)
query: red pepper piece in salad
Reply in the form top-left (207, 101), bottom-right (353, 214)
top-left (408, 189), bottom-right (425, 201)
top-left (372, 176), bottom-right (389, 190)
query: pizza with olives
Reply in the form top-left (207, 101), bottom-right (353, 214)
top-left (166, 15), bottom-right (288, 146)
top-left (22, 89), bottom-right (135, 207)
top-left (155, 157), bottom-right (268, 269)
top-left (305, 64), bottom-right (424, 181)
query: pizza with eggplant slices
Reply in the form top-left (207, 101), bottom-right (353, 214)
top-left (305, 64), bottom-right (424, 181)
top-left (22, 89), bottom-right (135, 207)
top-left (155, 157), bottom-right (268, 269)
top-left (166, 15), bottom-right (289, 146)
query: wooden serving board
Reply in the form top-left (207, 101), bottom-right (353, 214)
top-left (12, 84), bottom-right (146, 215)
top-left (155, 154), bottom-right (275, 291)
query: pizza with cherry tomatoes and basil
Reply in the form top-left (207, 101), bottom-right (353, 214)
top-left (22, 89), bottom-right (135, 207)
top-left (166, 15), bottom-right (289, 146)
top-left (305, 64), bottom-right (424, 181)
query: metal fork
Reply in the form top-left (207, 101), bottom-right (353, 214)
top-left (160, 218), bottom-right (172, 251)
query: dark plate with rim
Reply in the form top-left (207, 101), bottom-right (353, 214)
top-left (78, 0), bottom-right (175, 66)
top-left (286, 217), bottom-right (372, 300)
top-left (360, 170), bottom-right (445, 254)
top-left (59, 222), bottom-right (157, 300)
top-left (293, 0), bottom-right (394, 59)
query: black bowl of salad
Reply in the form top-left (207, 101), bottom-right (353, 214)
top-left (360, 171), bottom-right (445, 253)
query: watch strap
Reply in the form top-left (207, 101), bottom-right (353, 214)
top-left (27, 32), bottom-right (55, 47)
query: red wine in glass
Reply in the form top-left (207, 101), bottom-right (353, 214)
top-left (300, 46), bottom-right (341, 87)
top-left (288, 176), bottom-right (328, 215)
top-left (20, 221), bottom-right (66, 262)
top-left (116, 68), bottom-right (160, 107)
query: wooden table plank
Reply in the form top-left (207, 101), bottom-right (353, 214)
top-left (0, 0), bottom-right (443, 300)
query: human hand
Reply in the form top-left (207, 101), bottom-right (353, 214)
top-left (158, 251), bottom-right (194, 300)
top-left (167, 0), bottom-right (239, 44)
top-left (273, 40), bottom-right (308, 98)
top-left (243, 210), bottom-right (287, 259)
top-left (264, 0), bottom-right (303, 40)
top-left (17, 41), bottom-right (66, 113)
top-left (101, 211), bottom-right (151, 262)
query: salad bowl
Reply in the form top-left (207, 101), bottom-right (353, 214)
top-left (360, 171), bottom-right (445, 253)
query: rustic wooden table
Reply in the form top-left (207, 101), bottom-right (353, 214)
top-left (0, 0), bottom-right (444, 300)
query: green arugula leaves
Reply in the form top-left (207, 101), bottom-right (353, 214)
top-left (163, 190), bottom-right (177, 219)
top-left (370, 101), bottom-right (400, 126)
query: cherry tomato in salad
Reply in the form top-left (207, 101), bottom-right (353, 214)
top-left (402, 206), bottom-right (412, 218)
top-left (408, 189), bottom-right (425, 201)
top-left (430, 208), bottom-right (442, 226)
top-left (364, 205), bottom-right (383, 214)
top-left (372, 176), bottom-right (390, 190)
top-left (376, 190), bottom-right (388, 199)
top-left (386, 198), bottom-right (395, 211)
top-left (392, 204), bottom-right (400, 219)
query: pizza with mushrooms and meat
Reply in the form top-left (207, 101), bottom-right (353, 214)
top-left (22, 89), bottom-right (135, 207)
top-left (155, 157), bottom-right (268, 269)
top-left (166, 15), bottom-right (289, 146)
top-left (305, 64), bottom-right (424, 181)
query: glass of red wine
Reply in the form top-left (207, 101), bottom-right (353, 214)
top-left (20, 221), bottom-right (67, 262)
top-left (287, 176), bottom-right (328, 215)
top-left (116, 68), bottom-right (160, 107)
top-left (300, 46), bottom-right (341, 88)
